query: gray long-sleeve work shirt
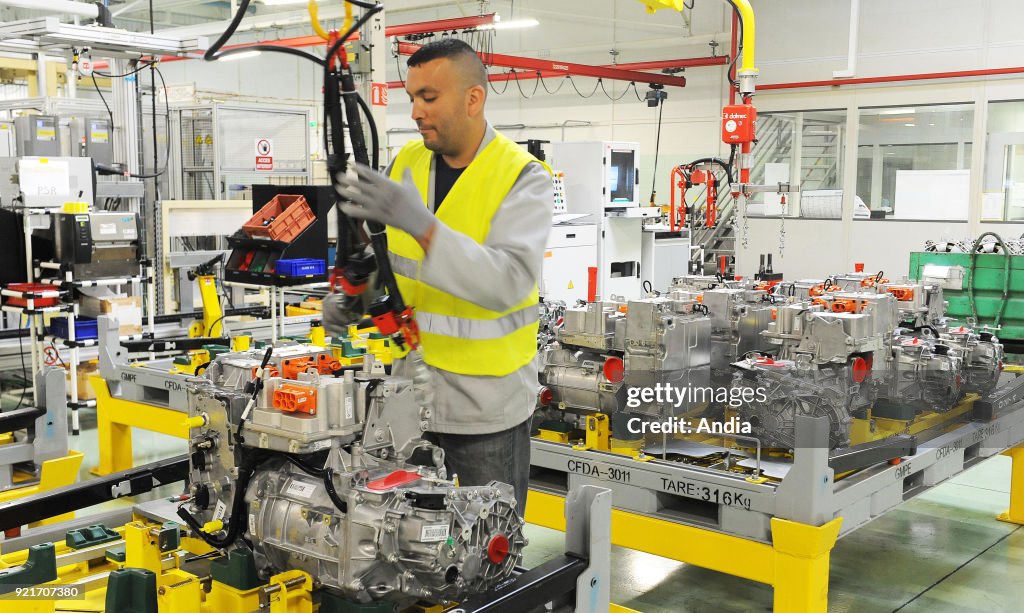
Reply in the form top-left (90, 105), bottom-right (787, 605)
top-left (326, 124), bottom-right (553, 435)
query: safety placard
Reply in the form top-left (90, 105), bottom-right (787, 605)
top-left (255, 137), bottom-right (274, 171)
top-left (371, 82), bottom-right (388, 107)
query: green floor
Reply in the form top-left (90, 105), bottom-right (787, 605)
top-left (60, 408), bottom-right (1024, 613)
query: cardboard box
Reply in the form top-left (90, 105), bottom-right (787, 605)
top-left (66, 360), bottom-right (98, 400)
top-left (77, 287), bottom-right (142, 336)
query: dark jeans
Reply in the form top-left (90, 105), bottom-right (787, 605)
top-left (424, 419), bottom-right (532, 516)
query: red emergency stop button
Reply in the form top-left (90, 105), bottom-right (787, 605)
top-left (487, 534), bottom-right (510, 564)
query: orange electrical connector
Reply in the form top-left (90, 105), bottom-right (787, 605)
top-left (273, 384), bottom-right (318, 415)
top-left (887, 286), bottom-right (915, 302)
top-left (280, 357), bottom-right (314, 380)
top-left (830, 298), bottom-right (864, 314)
top-left (281, 354), bottom-right (342, 379)
top-left (860, 276), bottom-right (889, 288)
top-left (316, 353), bottom-right (342, 374)
top-left (251, 365), bottom-right (279, 379)
top-left (809, 283), bottom-right (840, 297)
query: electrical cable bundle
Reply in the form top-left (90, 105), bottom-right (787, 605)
top-left (173, 0), bottom-right (383, 551)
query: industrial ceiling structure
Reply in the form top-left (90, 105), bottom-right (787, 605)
top-left (0, 0), bottom-right (733, 70)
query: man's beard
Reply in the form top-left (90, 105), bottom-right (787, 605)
top-left (422, 136), bottom-right (457, 157)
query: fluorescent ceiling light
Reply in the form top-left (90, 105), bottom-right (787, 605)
top-left (480, 17), bottom-right (540, 30)
top-left (877, 107), bottom-right (916, 115)
top-left (904, 123), bottom-right (916, 127)
top-left (260, 0), bottom-right (315, 5)
top-left (219, 50), bottom-right (262, 62)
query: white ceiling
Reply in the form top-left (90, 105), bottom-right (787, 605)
top-left (1, 0), bottom-right (731, 63)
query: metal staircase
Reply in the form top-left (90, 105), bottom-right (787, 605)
top-left (799, 119), bottom-right (842, 192)
top-left (686, 114), bottom-right (843, 272)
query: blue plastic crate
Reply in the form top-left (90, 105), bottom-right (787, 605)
top-left (276, 258), bottom-right (326, 277)
top-left (48, 317), bottom-right (98, 341)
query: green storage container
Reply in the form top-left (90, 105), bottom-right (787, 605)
top-left (908, 250), bottom-right (1024, 347)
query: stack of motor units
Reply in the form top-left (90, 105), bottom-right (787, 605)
top-left (537, 274), bottom-right (1003, 451)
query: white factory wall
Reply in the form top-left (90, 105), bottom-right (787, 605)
top-left (137, 0), bottom-right (1024, 160)
top-left (739, 218), bottom-right (1021, 282)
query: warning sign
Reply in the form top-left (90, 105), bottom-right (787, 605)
top-left (371, 82), bottom-right (388, 107)
top-left (255, 138), bottom-right (273, 171)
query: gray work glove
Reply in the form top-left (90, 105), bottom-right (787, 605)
top-left (335, 163), bottom-right (436, 239)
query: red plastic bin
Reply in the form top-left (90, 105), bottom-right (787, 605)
top-left (241, 195), bottom-right (315, 243)
top-left (5, 283), bottom-right (61, 307)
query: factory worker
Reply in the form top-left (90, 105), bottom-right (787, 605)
top-left (325, 38), bottom-right (553, 514)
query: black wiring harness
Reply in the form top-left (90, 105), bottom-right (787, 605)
top-left (173, 0), bottom-right (385, 552)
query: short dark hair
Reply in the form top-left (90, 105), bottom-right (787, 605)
top-left (407, 38), bottom-right (486, 89)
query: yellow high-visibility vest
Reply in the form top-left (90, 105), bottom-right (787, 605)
top-left (386, 132), bottom-right (549, 376)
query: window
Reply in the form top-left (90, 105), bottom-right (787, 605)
top-left (750, 109), bottom-right (846, 218)
top-left (983, 100), bottom-right (1024, 221)
top-left (856, 104), bottom-right (974, 220)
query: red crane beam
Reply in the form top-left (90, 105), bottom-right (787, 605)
top-left (395, 41), bottom-right (687, 88)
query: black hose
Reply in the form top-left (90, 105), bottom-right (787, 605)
top-left (216, 45), bottom-right (325, 65)
top-left (353, 86), bottom-right (381, 169)
top-left (203, 0), bottom-right (250, 61)
top-left (341, 70), bottom-right (368, 167)
top-left (723, 1), bottom-right (745, 89)
top-left (235, 346), bottom-right (273, 444)
top-left (324, 5), bottom-right (382, 65)
top-left (177, 450), bottom-right (267, 549)
top-left (285, 454), bottom-right (326, 478)
top-left (323, 467), bottom-right (349, 513)
top-left (687, 157), bottom-right (734, 185)
top-left (969, 232), bottom-right (1011, 327)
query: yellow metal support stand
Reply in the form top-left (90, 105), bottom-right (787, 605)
top-left (527, 490), bottom-right (841, 613)
top-left (189, 274), bottom-right (223, 337)
top-left (0, 451), bottom-right (83, 527)
top-left (266, 570), bottom-right (313, 613)
top-left (998, 445), bottom-right (1024, 525)
top-left (308, 322), bottom-right (326, 346)
top-left (573, 414), bottom-right (610, 451)
top-left (90, 376), bottom-right (190, 476)
top-left (770, 517), bottom-right (842, 612)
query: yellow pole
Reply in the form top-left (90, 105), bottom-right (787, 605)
top-left (770, 517), bottom-right (842, 613)
top-left (197, 275), bottom-right (224, 337)
top-left (998, 446), bottom-right (1024, 524)
top-left (309, 321), bottom-right (326, 346)
top-left (729, 0), bottom-right (757, 75)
